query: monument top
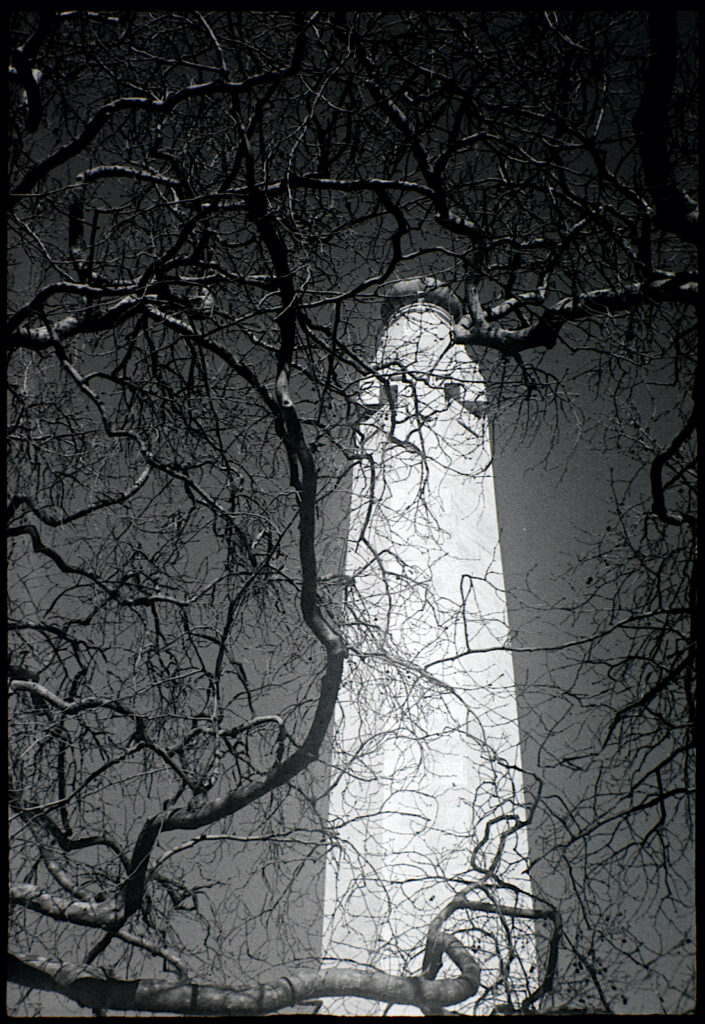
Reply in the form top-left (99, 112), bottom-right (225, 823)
top-left (379, 277), bottom-right (463, 325)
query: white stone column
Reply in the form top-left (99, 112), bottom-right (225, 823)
top-left (323, 282), bottom-right (533, 1014)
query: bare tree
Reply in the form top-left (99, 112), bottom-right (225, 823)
top-left (8, 10), bottom-right (695, 1015)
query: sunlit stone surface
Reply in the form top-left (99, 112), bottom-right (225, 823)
top-left (322, 284), bottom-right (534, 1014)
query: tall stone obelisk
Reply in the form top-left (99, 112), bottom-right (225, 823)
top-left (322, 279), bottom-right (532, 1014)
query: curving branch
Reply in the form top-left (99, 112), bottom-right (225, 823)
top-left (455, 273), bottom-right (697, 356)
top-left (8, 463), bottom-right (152, 527)
top-left (649, 407), bottom-right (697, 527)
top-left (8, 523), bottom-right (115, 589)
top-left (113, 379), bottom-right (346, 920)
top-left (423, 889), bottom-right (561, 1014)
top-left (8, 938), bottom-right (479, 1015)
top-left (9, 13), bottom-right (57, 133)
top-left (9, 18), bottom-right (309, 204)
top-left (9, 678), bottom-right (135, 718)
top-left (9, 780), bottom-right (128, 866)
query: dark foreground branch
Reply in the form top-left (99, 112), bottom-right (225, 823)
top-left (633, 11), bottom-right (698, 246)
top-left (423, 891), bottom-right (561, 1014)
top-left (649, 407), bottom-right (697, 527)
top-left (9, 939), bottom-right (479, 1015)
top-left (117, 376), bottom-right (346, 918)
top-left (455, 274), bottom-right (697, 357)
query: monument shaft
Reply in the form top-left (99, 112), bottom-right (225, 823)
top-left (323, 282), bottom-right (533, 1013)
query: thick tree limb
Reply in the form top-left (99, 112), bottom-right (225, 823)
top-left (423, 891), bottom-right (560, 1013)
top-left (9, 679), bottom-right (135, 718)
top-left (456, 273), bottom-right (697, 355)
top-left (10, 884), bottom-right (123, 930)
top-left (633, 12), bottom-right (698, 245)
top-left (9, 294), bottom-right (148, 350)
top-left (9, 49), bottom-right (43, 132)
top-left (8, 940), bottom-right (479, 1014)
